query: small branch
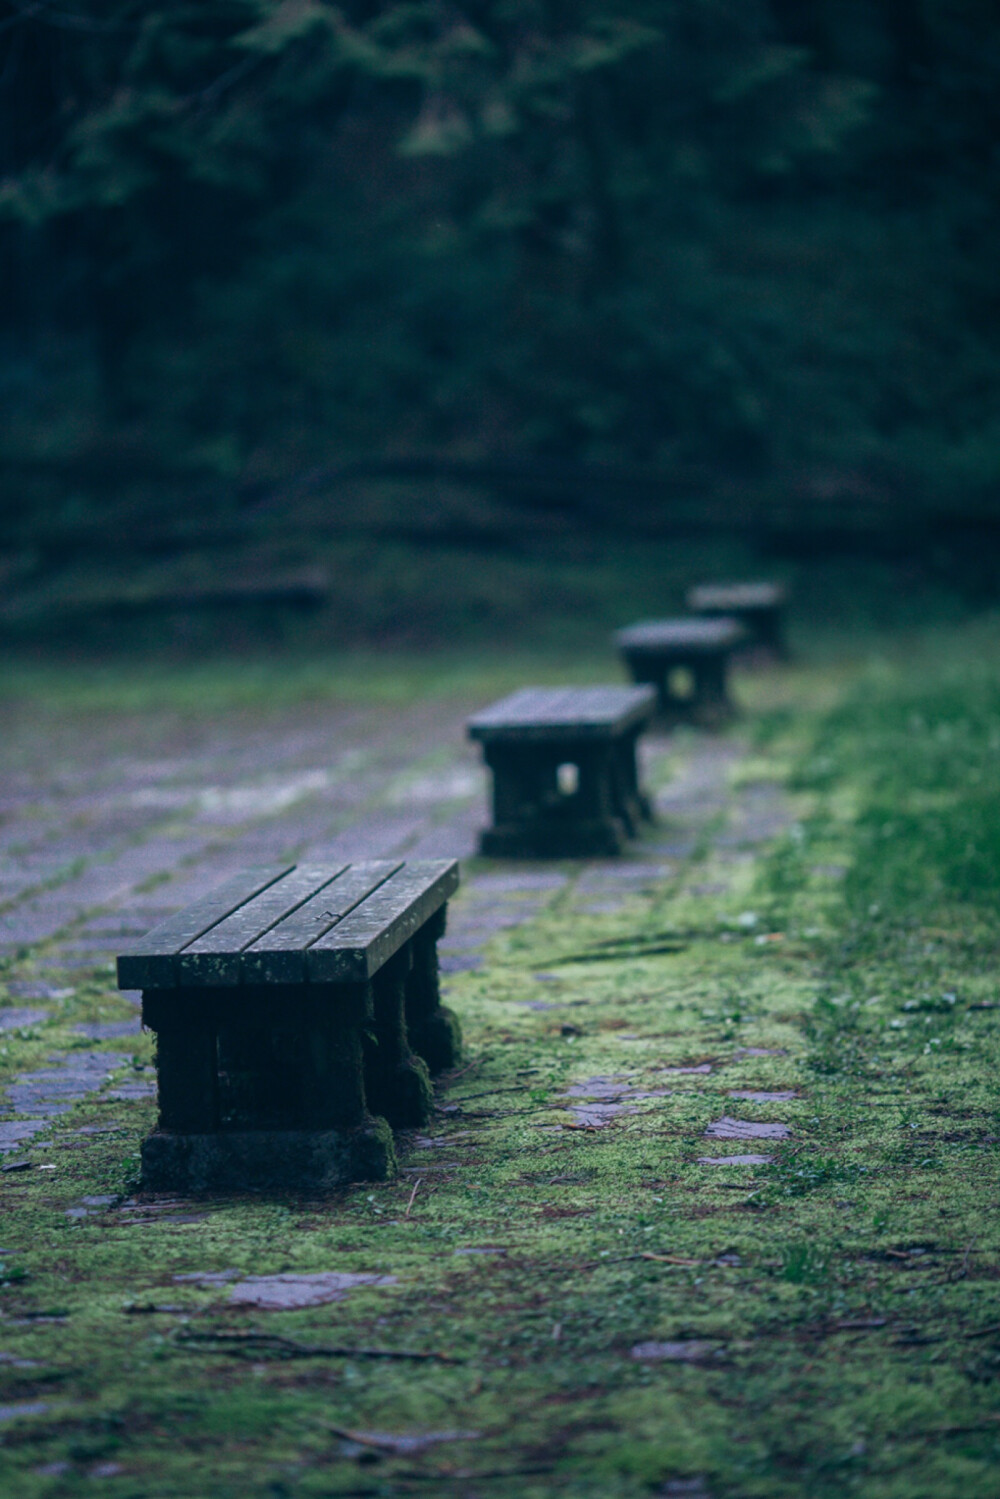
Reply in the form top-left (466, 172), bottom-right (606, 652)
top-left (640, 1252), bottom-right (701, 1265)
top-left (439, 1056), bottom-right (484, 1085)
top-left (449, 1086), bottom-right (528, 1102)
top-left (174, 1331), bottom-right (463, 1363)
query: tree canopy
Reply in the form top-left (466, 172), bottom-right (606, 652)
top-left (2, 1), bottom-right (998, 540)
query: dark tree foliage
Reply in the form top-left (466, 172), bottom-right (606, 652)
top-left (1, 0), bottom-right (998, 537)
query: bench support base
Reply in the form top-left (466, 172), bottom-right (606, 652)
top-left (404, 912), bottom-right (462, 1072)
top-left (624, 655), bottom-right (736, 727)
top-left (479, 738), bottom-right (651, 860)
top-left (409, 1005), bottom-right (463, 1073)
top-left (140, 1117), bottom-right (396, 1194)
top-left (480, 817), bottom-right (629, 859)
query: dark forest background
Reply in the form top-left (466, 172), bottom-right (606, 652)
top-left (1, 1), bottom-right (999, 640)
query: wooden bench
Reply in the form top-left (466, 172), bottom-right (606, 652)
top-left (116, 860), bottom-right (460, 1193)
top-left (687, 581), bottom-right (788, 657)
top-left (467, 686), bottom-right (656, 857)
top-left (615, 618), bottom-right (746, 725)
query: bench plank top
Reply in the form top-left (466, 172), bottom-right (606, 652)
top-left (308, 860), bottom-right (459, 983)
top-left (117, 860), bottom-right (459, 990)
top-left (116, 866), bottom-right (295, 988)
top-left (179, 863), bottom-right (351, 986)
top-left (615, 618), bottom-right (746, 652)
top-left (687, 581), bottom-right (786, 612)
top-left (242, 861), bottom-right (404, 984)
top-left (467, 685), bottom-right (656, 743)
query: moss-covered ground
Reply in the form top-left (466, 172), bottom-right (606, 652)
top-left (2, 620), bottom-right (1000, 1496)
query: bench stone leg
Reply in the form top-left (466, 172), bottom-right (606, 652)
top-left (692, 654), bottom-right (736, 726)
top-left (479, 743), bottom-right (628, 857)
top-left (572, 743), bottom-right (629, 853)
top-left (715, 603), bottom-right (785, 659)
top-left (624, 651), bottom-right (735, 727)
top-left (612, 730), bottom-right (654, 833)
top-left (140, 1122), bottom-right (396, 1193)
top-left (155, 1023), bottom-right (219, 1133)
top-left (404, 910), bottom-right (462, 1074)
top-left (365, 951), bottom-right (434, 1128)
top-left (141, 984), bottom-right (396, 1192)
top-left (295, 988), bottom-right (396, 1179)
top-left (622, 652), bottom-right (691, 723)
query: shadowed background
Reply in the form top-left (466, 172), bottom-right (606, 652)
top-left (1, 1), bottom-right (998, 644)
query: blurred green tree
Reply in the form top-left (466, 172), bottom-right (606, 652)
top-left (0, 1), bottom-right (997, 538)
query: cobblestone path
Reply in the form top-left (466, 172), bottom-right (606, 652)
top-left (0, 684), bottom-right (790, 1145)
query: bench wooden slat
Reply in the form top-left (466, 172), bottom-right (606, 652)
top-left (116, 865), bottom-right (295, 989)
top-left (307, 860), bottom-right (460, 983)
top-left (178, 864), bottom-right (349, 986)
top-left (615, 618), bottom-right (746, 651)
top-left (687, 581), bottom-right (785, 611)
top-left (467, 685), bottom-right (655, 742)
top-left (241, 861), bottom-right (404, 984)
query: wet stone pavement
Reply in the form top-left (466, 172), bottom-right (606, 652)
top-left (0, 691), bottom-right (795, 1160)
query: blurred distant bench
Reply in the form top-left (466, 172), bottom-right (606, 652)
top-left (467, 686), bottom-right (656, 857)
top-left (687, 581), bottom-right (788, 657)
top-left (117, 859), bottom-right (460, 1193)
top-left (615, 618), bottom-right (746, 725)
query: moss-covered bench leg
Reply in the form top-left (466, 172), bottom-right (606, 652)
top-left (404, 909), bottom-right (462, 1074)
top-left (154, 1016), bottom-right (219, 1135)
top-left (364, 950), bottom-right (434, 1128)
top-left (141, 983), bottom-right (395, 1192)
top-left (480, 741), bottom-right (628, 856)
top-left (693, 650), bottom-right (737, 724)
top-left (571, 742), bottom-right (632, 854)
top-left (297, 984), bottom-right (396, 1181)
top-left (611, 728), bottom-right (655, 835)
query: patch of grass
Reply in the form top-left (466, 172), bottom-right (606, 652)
top-left (766, 1149), bottom-right (873, 1200)
top-left (0, 644), bottom-right (614, 717)
top-left (778, 1242), bottom-right (834, 1285)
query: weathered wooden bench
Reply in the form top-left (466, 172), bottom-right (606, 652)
top-left (615, 618), bottom-right (746, 724)
top-left (687, 581), bottom-right (788, 657)
top-left (116, 859), bottom-right (460, 1193)
top-left (467, 686), bottom-right (656, 857)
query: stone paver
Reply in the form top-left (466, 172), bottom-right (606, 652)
top-left (1, 691), bottom-right (796, 1162)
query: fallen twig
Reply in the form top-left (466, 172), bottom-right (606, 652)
top-left (405, 1179), bottom-right (422, 1217)
top-left (828, 1319), bottom-right (888, 1332)
top-left (449, 1087), bottom-right (528, 1102)
top-left (956, 1238), bottom-right (979, 1280)
top-left (329, 1426), bottom-right (480, 1453)
top-left (441, 1057), bottom-right (483, 1084)
top-left (174, 1330), bottom-right (463, 1363)
top-left (123, 1302), bottom-right (186, 1315)
top-left (571, 1252), bottom-right (657, 1271)
top-left (640, 1252), bottom-right (701, 1265)
top-left (540, 941), bottom-right (687, 966)
top-left (922, 1417), bottom-right (1000, 1437)
top-left (391, 1467), bottom-right (557, 1484)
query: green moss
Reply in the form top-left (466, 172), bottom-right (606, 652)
top-left (3, 630), bottom-right (1000, 1494)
